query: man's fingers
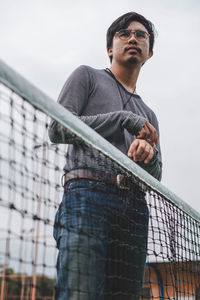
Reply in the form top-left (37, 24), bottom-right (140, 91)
top-left (147, 140), bottom-right (156, 149)
top-left (145, 121), bottom-right (158, 145)
top-left (137, 124), bottom-right (150, 139)
top-left (137, 124), bottom-right (150, 140)
top-left (144, 147), bottom-right (154, 163)
top-left (134, 142), bottom-right (151, 162)
top-left (127, 139), bottom-right (139, 157)
top-left (128, 139), bottom-right (154, 164)
top-left (134, 140), bottom-right (146, 160)
top-left (137, 121), bottom-right (158, 145)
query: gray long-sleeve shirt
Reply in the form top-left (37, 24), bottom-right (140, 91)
top-left (49, 65), bottom-right (162, 181)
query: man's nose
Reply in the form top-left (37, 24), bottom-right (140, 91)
top-left (128, 32), bottom-right (137, 43)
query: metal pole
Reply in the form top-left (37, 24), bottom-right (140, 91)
top-left (31, 145), bottom-right (46, 300)
top-left (20, 229), bottom-right (34, 300)
top-left (0, 236), bottom-right (9, 300)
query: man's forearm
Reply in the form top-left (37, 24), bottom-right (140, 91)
top-left (48, 109), bottom-right (146, 143)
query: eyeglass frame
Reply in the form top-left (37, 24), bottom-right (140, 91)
top-left (115, 29), bottom-right (150, 41)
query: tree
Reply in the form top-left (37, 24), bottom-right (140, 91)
top-left (0, 268), bottom-right (55, 299)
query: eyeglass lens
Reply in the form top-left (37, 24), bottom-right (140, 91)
top-left (118, 29), bottom-right (148, 40)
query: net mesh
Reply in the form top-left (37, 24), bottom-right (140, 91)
top-left (0, 75), bottom-right (200, 300)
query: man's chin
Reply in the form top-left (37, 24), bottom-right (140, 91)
top-left (126, 56), bottom-right (139, 65)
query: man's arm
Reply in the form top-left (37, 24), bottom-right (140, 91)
top-left (127, 113), bottom-right (162, 181)
top-left (49, 65), bottom-right (156, 144)
top-left (49, 110), bottom-right (147, 143)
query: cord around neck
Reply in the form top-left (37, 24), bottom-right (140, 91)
top-left (106, 68), bottom-right (136, 94)
top-left (106, 68), bottom-right (136, 109)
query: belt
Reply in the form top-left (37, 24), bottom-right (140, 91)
top-left (62, 169), bottom-right (138, 190)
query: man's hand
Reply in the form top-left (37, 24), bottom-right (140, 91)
top-left (137, 120), bottom-right (158, 146)
top-left (128, 139), bottom-right (154, 164)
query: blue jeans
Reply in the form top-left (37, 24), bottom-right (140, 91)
top-left (53, 179), bottom-right (149, 300)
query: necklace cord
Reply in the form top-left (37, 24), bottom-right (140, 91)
top-left (106, 68), bottom-right (136, 109)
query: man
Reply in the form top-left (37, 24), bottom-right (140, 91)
top-left (49, 12), bottom-right (162, 300)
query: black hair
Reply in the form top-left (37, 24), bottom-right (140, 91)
top-left (106, 12), bottom-right (156, 62)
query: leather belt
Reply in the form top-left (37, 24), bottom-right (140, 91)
top-left (62, 169), bottom-right (138, 190)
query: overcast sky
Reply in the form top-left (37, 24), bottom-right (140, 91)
top-left (0, 0), bottom-right (200, 212)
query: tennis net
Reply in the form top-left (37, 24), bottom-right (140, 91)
top-left (0, 59), bottom-right (199, 300)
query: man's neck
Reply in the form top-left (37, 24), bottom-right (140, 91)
top-left (109, 63), bottom-right (141, 93)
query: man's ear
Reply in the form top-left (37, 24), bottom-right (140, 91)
top-left (148, 50), bottom-right (153, 59)
top-left (107, 47), bottom-right (113, 58)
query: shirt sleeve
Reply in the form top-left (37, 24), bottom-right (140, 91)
top-left (48, 65), bottom-right (147, 143)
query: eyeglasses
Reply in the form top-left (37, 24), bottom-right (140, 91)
top-left (115, 29), bottom-right (150, 41)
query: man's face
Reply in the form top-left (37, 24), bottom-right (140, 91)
top-left (107, 21), bottom-right (153, 66)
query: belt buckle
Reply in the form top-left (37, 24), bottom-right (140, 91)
top-left (61, 173), bottom-right (65, 187)
top-left (116, 174), bottom-right (129, 190)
